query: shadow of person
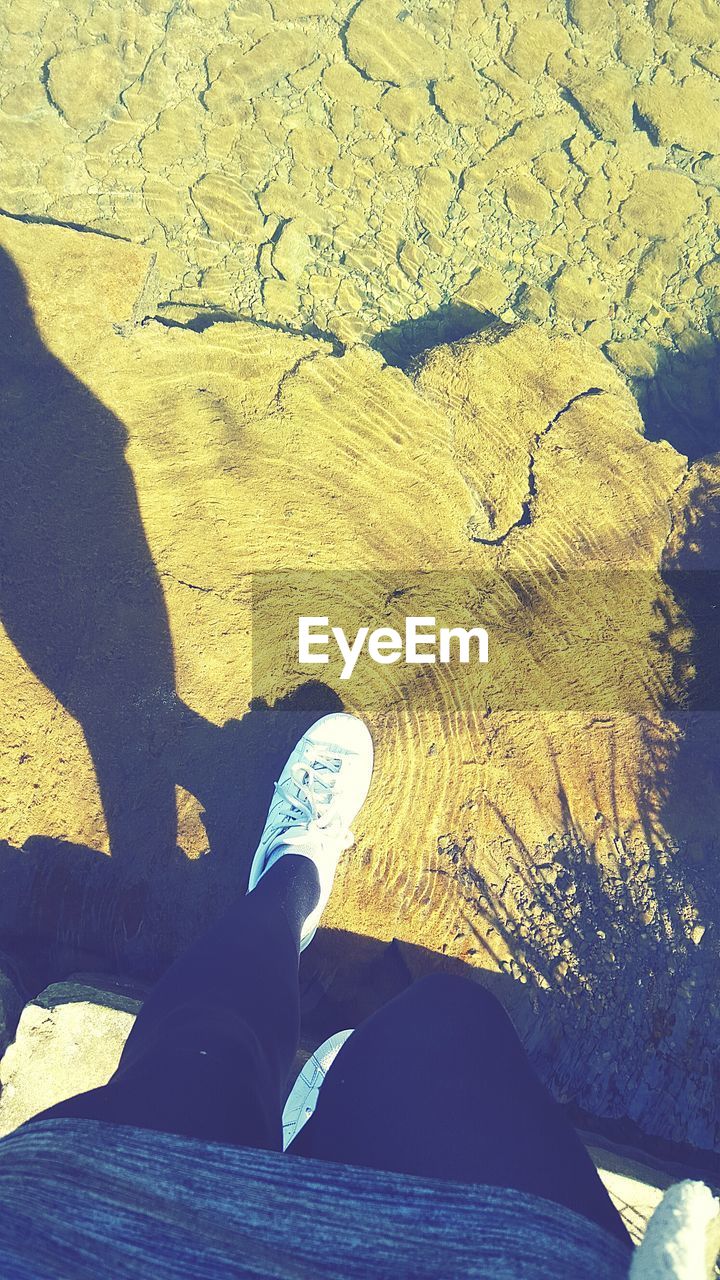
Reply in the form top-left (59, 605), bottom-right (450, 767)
top-left (0, 244), bottom-right (348, 936)
top-left (0, 243), bottom-right (344, 979)
top-left (0, 681), bottom-right (344, 984)
top-left (0, 244), bottom-right (183, 873)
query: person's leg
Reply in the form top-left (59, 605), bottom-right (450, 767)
top-left (292, 972), bottom-right (631, 1248)
top-left (30, 709), bottom-right (373, 1150)
top-left (33, 854), bottom-right (320, 1150)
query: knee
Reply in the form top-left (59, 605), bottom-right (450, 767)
top-left (410, 972), bottom-right (508, 1029)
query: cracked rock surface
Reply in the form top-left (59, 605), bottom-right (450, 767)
top-left (1, 220), bottom-right (719, 1162)
top-left (1, 0), bottom-right (719, 451)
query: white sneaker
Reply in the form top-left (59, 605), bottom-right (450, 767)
top-left (282, 1028), bottom-right (354, 1149)
top-left (246, 713), bottom-right (374, 950)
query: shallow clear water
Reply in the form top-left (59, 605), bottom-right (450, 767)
top-left (1, 0), bottom-right (718, 452)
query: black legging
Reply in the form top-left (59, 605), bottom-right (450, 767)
top-left (33, 854), bottom-right (630, 1248)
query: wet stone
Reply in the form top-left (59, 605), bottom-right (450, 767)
top-left (620, 169), bottom-right (701, 240)
top-left (504, 171), bottom-right (553, 223)
top-left (635, 73), bottom-right (720, 156)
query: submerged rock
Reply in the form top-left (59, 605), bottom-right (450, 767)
top-left (345, 1), bottom-right (443, 85)
top-left (0, 0), bottom-right (718, 379)
top-left (620, 168), bottom-right (702, 239)
top-left (635, 73), bottom-right (720, 155)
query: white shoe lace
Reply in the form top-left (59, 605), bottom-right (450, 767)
top-left (266, 747), bottom-right (355, 856)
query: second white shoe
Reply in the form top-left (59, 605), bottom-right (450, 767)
top-left (246, 713), bottom-right (374, 950)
